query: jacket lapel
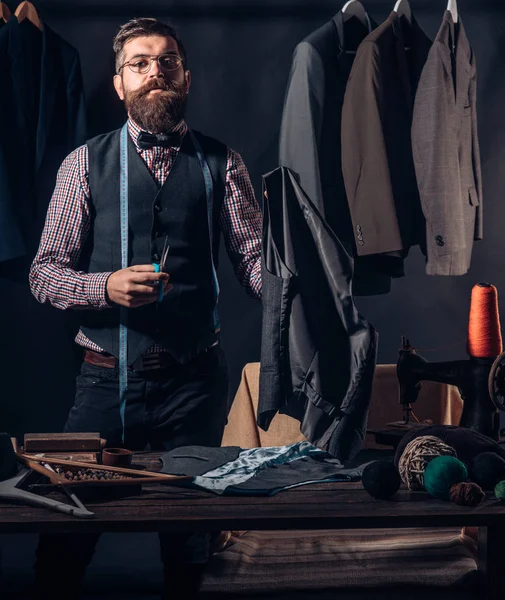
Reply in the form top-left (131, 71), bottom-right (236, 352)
top-left (452, 14), bottom-right (473, 112)
top-left (333, 10), bottom-right (378, 93)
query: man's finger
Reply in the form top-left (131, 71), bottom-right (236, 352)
top-left (131, 272), bottom-right (169, 284)
top-left (129, 284), bottom-right (163, 296)
top-left (129, 264), bottom-right (157, 273)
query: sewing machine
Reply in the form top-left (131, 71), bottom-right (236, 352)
top-left (397, 336), bottom-right (505, 441)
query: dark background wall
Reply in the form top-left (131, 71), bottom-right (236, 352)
top-left (1, 0), bottom-right (505, 439)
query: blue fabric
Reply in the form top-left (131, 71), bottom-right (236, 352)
top-left (193, 441), bottom-right (329, 493)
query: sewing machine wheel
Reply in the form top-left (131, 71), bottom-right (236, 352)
top-left (489, 351), bottom-right (505, 411)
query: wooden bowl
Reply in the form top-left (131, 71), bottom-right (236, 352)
top-left (102, 448), bottom-right (133, 467)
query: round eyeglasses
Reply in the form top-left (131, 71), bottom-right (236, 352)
top-left (118, 54), bottom-right (183, 74)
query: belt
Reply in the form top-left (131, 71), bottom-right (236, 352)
top-left (84, 349), bottom-right (179, 372)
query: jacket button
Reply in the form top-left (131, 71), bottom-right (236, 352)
top-left (356, 225), bottom-right (362, 233)
top-left (435, 235), bottom-right (445, 247)
top-left (358, 239), bottom-right (365, 246)
top-left (154, 204), bottom-right (161, 212)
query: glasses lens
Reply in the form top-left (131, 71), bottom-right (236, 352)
top-left (159, 55), bottom-right (181, 71)
top-left (129, 58), bottom-right (151, 73)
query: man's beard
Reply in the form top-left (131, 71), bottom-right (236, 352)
top-left (124, 78), bottom-right (188, 134)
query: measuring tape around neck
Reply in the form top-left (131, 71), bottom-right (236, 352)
top-left (118, 123), bottom-right (129, 442)
top-left (117, 126), bottom-right (220, 442)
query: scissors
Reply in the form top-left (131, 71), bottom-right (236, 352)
top-left (152, 235), bottom-right (170, 303)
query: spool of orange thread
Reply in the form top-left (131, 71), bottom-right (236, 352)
top-left (467, 282), bottom-right (503, 358)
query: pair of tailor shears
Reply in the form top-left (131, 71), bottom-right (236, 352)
top-left (152, 236), bottom-right (170, 303)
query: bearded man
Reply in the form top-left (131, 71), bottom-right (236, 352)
top-left (29, 17), bottom-right (262, 600)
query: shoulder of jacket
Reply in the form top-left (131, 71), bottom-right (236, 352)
top-left (299, 19), bottom-right (333, 50)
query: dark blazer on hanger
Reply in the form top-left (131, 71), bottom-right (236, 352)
top-left (341, 11), bottom-right (431, 257)
top-left (278, 11), bottom-right (403, 296)
top-left (258, 166), bottom-right (378, 464)
top-left (0, 20), bottom-right (26, 262)
top-left (411, 12), bottom-right (482, 275)
top-left (0, 16), bottom-right (87, 264)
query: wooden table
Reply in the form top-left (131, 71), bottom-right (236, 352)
top-left (1, 453), bottom-right (504, 598)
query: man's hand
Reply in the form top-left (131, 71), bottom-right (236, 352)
top-left (106, 265), bottom-right (172, 308)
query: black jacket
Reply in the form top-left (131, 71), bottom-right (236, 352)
top-left (278, 10), bottom-right (402, 295)
top-left (258, 167), bottom-right (378, 464)
top-left (0, 16), bottom-right (87, 264)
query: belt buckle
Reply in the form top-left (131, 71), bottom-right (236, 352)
top-left (133, 352), bottom-right (164, 372)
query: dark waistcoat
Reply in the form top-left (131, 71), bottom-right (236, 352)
top-left (79, 127), bottom-right (227, 365)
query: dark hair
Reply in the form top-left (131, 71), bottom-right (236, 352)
top-left (113, 18), bottom-right (187, 74)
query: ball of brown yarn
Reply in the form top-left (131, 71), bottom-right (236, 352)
top-left (398, 435), bottom-right (457, 490)
top-left (449, 482), bottom-right (485, 506)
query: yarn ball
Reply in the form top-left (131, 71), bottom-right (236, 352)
top-left (449, 482), bottom-right (485, 507)
top-left (471, 452), bottom-right (505, 490)
top-left (424, 456), bottom-right (468, 501)
top-left (394, 425), bottom-right (505, 470)
top-left (362, 460), bottom-right (401, 499)
top-left (398, 435), bottom-right (457, 490)
top-left (494, 480), bottom-right (505, 502)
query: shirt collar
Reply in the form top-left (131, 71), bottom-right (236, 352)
top-left (127, 118), bottom-right (188, 151)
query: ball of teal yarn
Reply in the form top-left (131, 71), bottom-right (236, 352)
top-left (495, 480), bottom-right (505, 502)
top-left (424, 456), bottom-right (468, 501)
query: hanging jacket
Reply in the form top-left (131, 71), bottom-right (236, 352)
top-left (279, 10), bottom-right (401, 296)
top-left (412, 12), bottom-right (482, 275)
top-left (258, 167), bottom-right (378, 464)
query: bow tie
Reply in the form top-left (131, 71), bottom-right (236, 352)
top-left (137, 131), bottom-right (182, 149)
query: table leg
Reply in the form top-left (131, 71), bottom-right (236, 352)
top-left (478, 525), bottom-right (505, 600)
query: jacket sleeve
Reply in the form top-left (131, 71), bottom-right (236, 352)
top-left (279, 41), bottom-right (326, 217)
top-left (66, 50), bottom-right (88, 149)
top-left (341, 41), bottom-right (402, 255)
top-left (470, 52), bottom-right (483, 241)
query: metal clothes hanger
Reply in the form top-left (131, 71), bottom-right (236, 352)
top-left (447, 0), bottom-right (458, 23)
top-left (14, 1), bottom-right (42, 31)
top-left (342, 1), bottom-right (372, 32)
top-left (0, 2), bottom-right (12, 23)
top-left (393, 0), bottom-right (412, 24)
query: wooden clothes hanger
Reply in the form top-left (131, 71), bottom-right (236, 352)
top-left (447, 0), bottom-right (458, 23)
top-left (393, 0), bottom-right (412, 24)
top-left (15, 1), bottom-right (42, 30)
top-left (0, 2), bottom-right (12, 23)
top-left (341, 1), bottom-right (372, 32)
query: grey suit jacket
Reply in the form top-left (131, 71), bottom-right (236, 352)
top-left (341, 12), bottom-right (431, 257)
top-left (412, 12), bottom-right (482, 276)
top-left (278, 11), bottom-right (406, 296)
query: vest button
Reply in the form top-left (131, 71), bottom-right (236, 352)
top-left (154, 204), bottom-right (161, 212)
top-left (153, 253), bottom-right (160, 262)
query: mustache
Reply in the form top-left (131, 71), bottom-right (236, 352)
top-left (139, 79), bottom-right (181, 96)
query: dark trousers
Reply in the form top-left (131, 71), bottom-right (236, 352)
top-left (34, 344), bottom-right (228, 599)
